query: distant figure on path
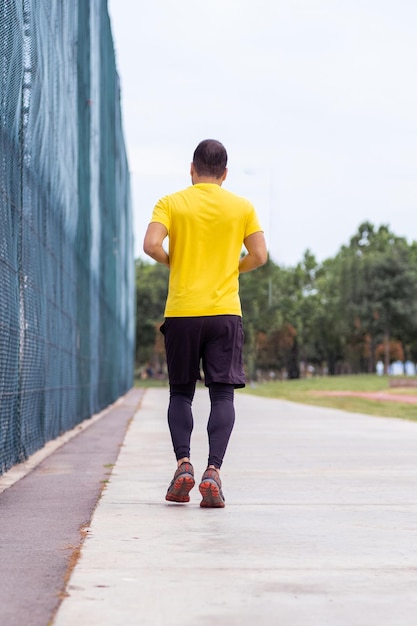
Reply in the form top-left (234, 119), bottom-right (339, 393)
top-left (143, 139), bottom-right (267, 507)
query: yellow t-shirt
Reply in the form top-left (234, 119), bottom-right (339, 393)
top-left (150, 183), bottom-right (263, 317)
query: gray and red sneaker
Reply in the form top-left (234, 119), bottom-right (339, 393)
top-left (165, 462), bottom-right (195, 503)
top-left (199, 467), bottom-right (225, 508)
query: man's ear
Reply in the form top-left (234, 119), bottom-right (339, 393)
top-left (221, 167), bottom-right (228, 183)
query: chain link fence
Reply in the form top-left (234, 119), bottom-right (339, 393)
top-left (0, 0), bottom-right (134, 473)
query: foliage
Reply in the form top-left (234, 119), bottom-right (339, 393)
top-left (334, 223), bottom-right (417, 374)
top-left (135, 259), bottom-right (168, 369)
top-left (135, 222), bottom-right (417, 380)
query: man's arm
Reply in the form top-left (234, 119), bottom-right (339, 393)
top-left (143, 222), bottom-right (169, 267)
top-left (239, 231), bottom-right (268, 274)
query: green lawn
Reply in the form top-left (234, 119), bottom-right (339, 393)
top-left (238, 374), bottom-right (417, 421)
top-left (134, 373), bottom-right (417, 421)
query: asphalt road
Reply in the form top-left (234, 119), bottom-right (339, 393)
top-left (0, 389), bottom-right (143, 626)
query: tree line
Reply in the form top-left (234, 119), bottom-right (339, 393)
top-left (135, 222), bottom-right (417, 379)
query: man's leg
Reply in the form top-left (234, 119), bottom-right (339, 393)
top-left (198, 383), bottom-right (234, 509)
top-left (162, 317), bottom-right (203, 503)
top-left (198, 316), bottom-right (243, 508)
top-left (167, 381), bottom-right (196, 462)
top-left (207, 382), bottom-right (235, 469)
top-left (165, 382), bottom-right (196, 503)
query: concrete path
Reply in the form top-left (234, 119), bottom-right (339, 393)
top-left (53, 388), bottom-right (417, 626)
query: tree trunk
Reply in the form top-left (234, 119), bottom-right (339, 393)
top-left (384, 330), bottom-right (390, 375)
top-left (368, 334), bottom-right (376, 374)
top-left (327, 352), bottom-right (336, 376)
top-left (287, 339), bottom-right (300, 379)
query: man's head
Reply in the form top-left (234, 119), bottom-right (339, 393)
top-left (191, 139), bottom-right (228, 183)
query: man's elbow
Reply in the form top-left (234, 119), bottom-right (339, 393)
top-left (244, 232), bottom-right (268, 269)
top-left (254, 249), bottom-right (268, 268)
top-left (143, 240), bottom-right (153, 257)
top-left (143, 222), bottom-right (168, 259)
top-left (258, 250), bottom-right (268, 266)
top-left (143, 237), bottom-right (160, 258)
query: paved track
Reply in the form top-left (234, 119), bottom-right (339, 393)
top-left (51, 388), bottom-right (417, 626)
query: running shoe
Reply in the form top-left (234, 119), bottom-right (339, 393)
top-left (165, 462), bottom-right (195, 503)
top-left (199, 467), bottom-right (225, 508)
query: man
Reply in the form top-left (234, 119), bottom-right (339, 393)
top-left (143, 139), bottom-right (267, 508)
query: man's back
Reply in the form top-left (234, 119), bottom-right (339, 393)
top-left (151, 183), bottom-right (262, 317)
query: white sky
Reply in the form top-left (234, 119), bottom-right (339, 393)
top-left (108, 0), bottom-right (417, 266)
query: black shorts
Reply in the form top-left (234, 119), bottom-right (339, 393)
top-left (160, 315), bottom-right (246, 388)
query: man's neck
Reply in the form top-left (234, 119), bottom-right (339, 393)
top-left (192, 174), bottom-right (223, 186)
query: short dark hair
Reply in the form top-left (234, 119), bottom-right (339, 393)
top-left (192, 139), bottom-right (228, 178)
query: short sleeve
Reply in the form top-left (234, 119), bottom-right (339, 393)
top-left (244, 201), bottom-right (263, 239)
top-left (150, 196), bottom-right (170, 233)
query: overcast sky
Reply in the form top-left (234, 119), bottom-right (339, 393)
top-left (108, 0), bottom-right (417, 267)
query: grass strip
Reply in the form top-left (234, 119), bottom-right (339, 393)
top-left (238, 374), bottom-right (417, 421)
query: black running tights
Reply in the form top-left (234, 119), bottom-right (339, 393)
top-left (167, 382), bottom-right (235, 469)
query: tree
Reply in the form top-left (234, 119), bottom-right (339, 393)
top-left (335, 223), bottom-right (417, 373)
top-left (135, 260), bottom-right (168, 368)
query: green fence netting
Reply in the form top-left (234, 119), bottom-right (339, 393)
top-left (0, 0), bottom-right (134, 474)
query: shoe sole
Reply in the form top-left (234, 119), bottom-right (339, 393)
top-left (199, 479), bottom-right (225, 508)
top-left (165, 474), bottom-right (195, 503)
